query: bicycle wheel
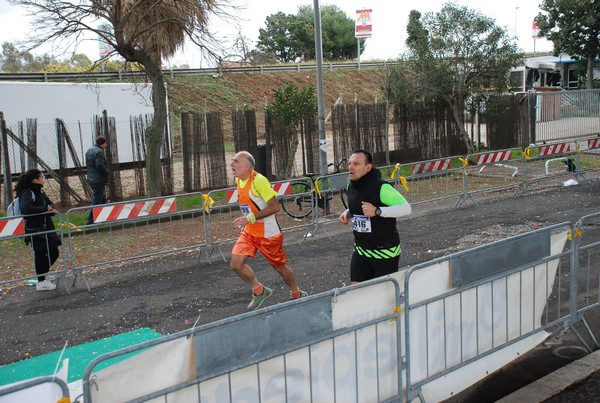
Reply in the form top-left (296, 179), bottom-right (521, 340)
top-left (280, 181), bottom-right (313, 219)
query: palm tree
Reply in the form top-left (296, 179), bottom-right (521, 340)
top-left (16, 0), bottom-right (231, 196)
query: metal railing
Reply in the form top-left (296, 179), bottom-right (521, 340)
top-left (0, 211), bottom-right (69, 292)
top-left (1, 137), bottom-right (599, 293)
top-left (81, 278), bottom-right (403, 402)
top-left (574, 137), bottom-right (600, 182)
top-left (0, 61), bottom-right (398, 82)
top-left (65, 193), bottom-right (210, 290)
top-left (74, 216), bottom-right (600, 402)
top-left (204, 177), bottom-right (316, 260)
top-left (4, 186), bottom-right (600, 401)
top-left (386, 156), bottom-right (466, 207)
top-left (458, 148), bottom-right (523, 206)
top-left (518, 141), bottom-right (579, 194)
top-left (574, 212), bottom-right (600, 319)
top-left (0, 375), bottom-right (70, 402)
top-left (403, 222), bottom-right (576, 401)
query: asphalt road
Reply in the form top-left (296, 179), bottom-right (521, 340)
top-left (2, 179), bottom-right (600, 402)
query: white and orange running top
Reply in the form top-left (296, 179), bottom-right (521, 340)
top-left (236, 171), bottom-right (281, 238)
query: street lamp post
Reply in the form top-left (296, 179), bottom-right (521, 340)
top-left (313, 0), bottom-right (328, 175)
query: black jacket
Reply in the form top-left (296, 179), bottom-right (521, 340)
top-left (19, 183), bottom-right (59, 251)
top-left (347, 168), bottom-right (399, 249)
top-left (85, 144), bottom-right (109, 185)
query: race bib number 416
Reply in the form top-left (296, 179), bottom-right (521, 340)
top-left (352, 214), bottom-right (372, 233)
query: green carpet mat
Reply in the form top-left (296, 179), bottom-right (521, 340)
top-left (0, 328), bottom-right (163, 385)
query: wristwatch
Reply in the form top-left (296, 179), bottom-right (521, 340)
top-left (375, 207), bottom-right (382, 217)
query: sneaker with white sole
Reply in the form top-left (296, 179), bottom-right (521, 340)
top-left (291, 290), bottom-right (308, 300)
top-left (36, 280), bottom-right (56, 291)
top-left (247, 287), bottom-right (273, 310)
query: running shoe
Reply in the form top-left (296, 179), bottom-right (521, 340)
top-left (291, 290), bottom-right (308, 300)
top-left (36, 280), bottom-right (56, 291)
top-left (247, 287), bottom-right (273, 310)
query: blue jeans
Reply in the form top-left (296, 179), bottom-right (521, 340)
top-left (87, 182), bottom-right (107, 225)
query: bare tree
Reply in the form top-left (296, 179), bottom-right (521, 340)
top-left (13, 0), bottom-right (235, 196)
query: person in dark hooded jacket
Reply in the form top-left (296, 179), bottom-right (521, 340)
top-left (338, 150), bottom-right (411, 283)
top-left (85, 135), bottom-right (109, 225)
top-left (15, 169), bottom-right (61, 291)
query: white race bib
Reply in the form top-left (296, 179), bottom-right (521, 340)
top-left (352, 214), bottom-right (372, 233)
top-left (240, 203), bottom-right (252, 216)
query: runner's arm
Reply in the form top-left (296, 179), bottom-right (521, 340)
top-left (254, 195), bottom-right (280, 219)
top-left (379, 183), bottom-right (411, 218)
top-left (253, 175), bottom-right (279, 220)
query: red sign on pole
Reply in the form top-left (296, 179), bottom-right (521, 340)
top-left (355, 9), bottom-right (372, 38)
top-left (98, 23), bottom-right (112, 56)
top-left (532, 20), bottom-right (541, 39)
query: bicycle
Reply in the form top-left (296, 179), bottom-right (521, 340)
top-left (280, 159), bottom-right (348, 219)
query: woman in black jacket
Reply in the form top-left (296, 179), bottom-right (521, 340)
top-left (15, 169), bottom-right (61, 291)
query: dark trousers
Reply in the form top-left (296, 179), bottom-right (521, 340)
top-left (34, 248), bottom-right (60, 281)
top-left (87, 182), bottom-right (107, 224)
top-left (350, 251), bottom-right (400, 283)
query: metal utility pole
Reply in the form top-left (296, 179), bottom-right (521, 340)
top-left (313, 0), bottom-right (328, 175)
top-left (357, 39), bottom-right (361, 70)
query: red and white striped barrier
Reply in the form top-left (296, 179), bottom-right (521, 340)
top-left (92, 197), bottom-right (177, 224)
top-left (538, 142), bottom-right (571, 156)
top-left (411, 159), bottom-right (452, 175)
top-left (586, 138), bottom-right (600, 150)
top-left (475, 150), bottom-right (512, 165)
top-left (0, 217), bottom-right (25, 239)
top-left (226, 182), bottom-right (292, 204)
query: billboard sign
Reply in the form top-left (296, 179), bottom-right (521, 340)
top-left (355, 9), bottom-right (372, 38)
top-left (98, 23), bottom-right (112, 56)
top-left (532, 20), bottom-right (541, 39)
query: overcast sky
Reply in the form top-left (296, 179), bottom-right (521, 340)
top-left (0, 0), bottom-right (554, 67)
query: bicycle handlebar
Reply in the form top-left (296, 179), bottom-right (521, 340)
top-left (327, 158), bottom-right (347, 172)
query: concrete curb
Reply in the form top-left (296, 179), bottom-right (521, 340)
top-left (497, 349), bottom-right (600, 402)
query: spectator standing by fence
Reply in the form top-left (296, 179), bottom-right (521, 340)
top-left (16, 169), bottom-right (61, 291)
top-left (338, 149), bottom-right (412, 284)
top-left (229, 151), bottom-right (308, 310)
top-left (85, 136), bottom-right (109, 225)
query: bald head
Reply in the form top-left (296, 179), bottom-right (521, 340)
top-left (231, 151), bottom-right (255, 180)
top-left (238, 151), bottom-right (255, 167)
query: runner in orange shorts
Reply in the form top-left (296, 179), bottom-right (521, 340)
top-left (230, 151), bottom-right (308, 310)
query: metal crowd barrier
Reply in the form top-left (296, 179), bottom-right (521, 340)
top-left (3, 139), bottom-right (600, 294)
top-left (274, 175), bottom-right (335, 239)
top-left (574, 212), bottom-right (600, 327)
top-left (308, 172), bottom-right (349, 237)
top-left (202, 185), bottom-right (240, 263)
top-left (575, 137), bottom-right (600, 182)
top-left (383, 138), bottom-right (600, 210)
top-left (384, 156), bottom-right (465, 207)
top-left (76, 217), bottom-right (600, 402)
top-left (65, 193), bottom-right (209, 290)
top-left (403, 222), bottom-right (576, 401)
top-left (81, 277), bottom-right (403, 402)
top-left (519, 140), bottom-right (579, 194)
top-left (205, 177), bottom-right (316, 258)
top-left (457, 148), bottom-right (523, 206)
top-left (0, 375), bottom-right (70, 402)
top-left (0, 211), bottom-right (69, 293)
top-left (6, 206), bottom-right (600, 401)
